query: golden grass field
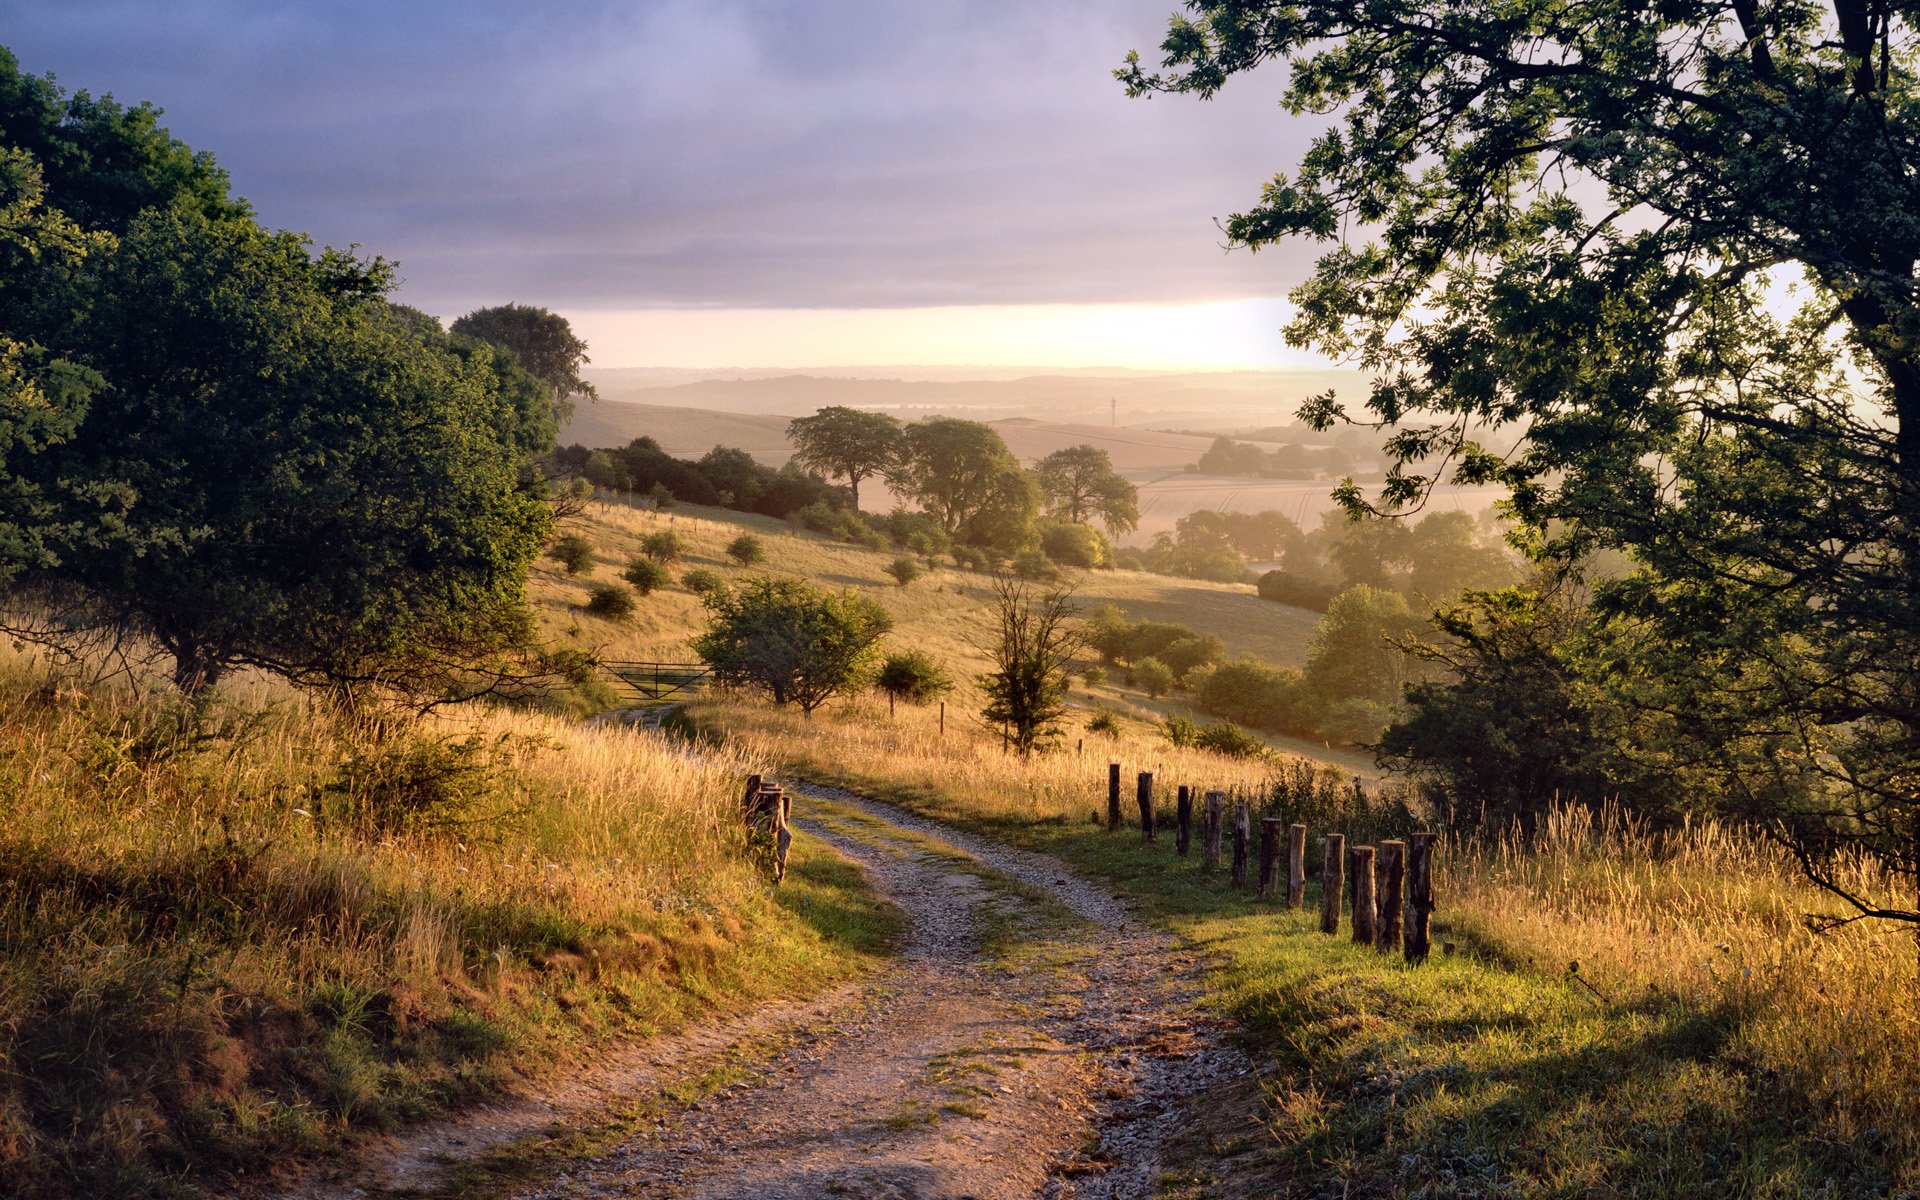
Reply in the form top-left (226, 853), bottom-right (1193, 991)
top-left (0, 651), bottom-right (897, 1198)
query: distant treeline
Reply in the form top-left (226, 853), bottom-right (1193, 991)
top-left (1193, 435), bottom-right (1359, 480)
top-left (554, 438), bottom-right (847, 518)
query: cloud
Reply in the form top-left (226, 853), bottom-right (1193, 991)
top-left (4, 0), bottom-right (1323, 312)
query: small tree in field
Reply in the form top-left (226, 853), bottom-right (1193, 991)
top-left (876, 650), bottom-right (953, 707)
top-left (691, 577), bottom-right (892, 715)
top-left (549, 535), bottom-right (594, 575)
top-left (726, 534), bottom-right (766, 566)
top-left (978, 574), bottom-right (1081, 755)
top-left (887, 557), bottom-right (921, 587)
top-left (640, 530), bottom-right (684, 562)
top-left (622, 557), bottom-right (672, 595)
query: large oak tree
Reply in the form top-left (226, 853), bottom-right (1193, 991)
top-left (1124, 0), bottom-right (1920, 935)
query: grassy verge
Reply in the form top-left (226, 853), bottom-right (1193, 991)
top-left (0, 661), bottom-right (895, 1199)
top-left (690, 696), bottom-right (1920, 1197)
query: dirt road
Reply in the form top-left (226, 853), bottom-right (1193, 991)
top-left (290, 784), bottom-right (1248, 1199)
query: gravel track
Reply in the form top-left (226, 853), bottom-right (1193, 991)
top-left (274, 777), bottom-right (1249, 1200)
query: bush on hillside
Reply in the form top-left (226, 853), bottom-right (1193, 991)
top-left (584, 582), bottom-right (635, 621)
top-left (691, 577), bottom-right (892, 713)
top-left (1038, 518), bottom-right (1112, 568)
top-left (726, 534), bottom-right (766, 565)
top-left (1086, 708), bottom-right (1121, 737)
top-left (548, 535), bottom-right (595, 575)
top-left (874, 650), bottom-right (953, 705)
top-left (887, 557), bottom-right (922, 587)
top-left (682, 568), bottom-right (727, 598)
top-left (1011, 549), bottom-right (1061, 582)
top-left (1198, 659), bottom-right (1317, 734)
top-left (622, 557), bottom-right (672, 595)
top-left (1134, 656), bottom-right (1174, 697)
top-left (1257, 568), bottom-right (1339, 613)
top-left (951, 545), bottom-right (991, 571)
top-left (1161, 634), bottom-right (1226, 682)
top-left (1193, 720), bottom-right (1269, 759)
top-left (640, 530), bottom-right (685, 562)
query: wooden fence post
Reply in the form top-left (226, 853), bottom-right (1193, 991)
top-left (1321, 833), bottom-right (1346, 934)
top-left (1405, 832), bottom-right (1437, 963)
top-left (1286, 823), bottom-right (1307, 909)
top-left (1203, 791), bottom-right (1224, 868)
top-left (1351, 845), bottom-right (1376, 945)
top-left (1137, 772), bottom-right (1156, 842)
top-left (1107, 763), bottom-right (1122, 832)
top-left (1376, 840), bottom-right (1405, 953)
top-left (1258, 818), bottom-right (1282, 899)
top-left (1176, 786), bottom-right (1192, 855)
top-left (1231, 803), bottom-right (1250, 887)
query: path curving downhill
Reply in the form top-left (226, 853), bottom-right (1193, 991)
top-left (282, 780), bottom-right (1249, 1200)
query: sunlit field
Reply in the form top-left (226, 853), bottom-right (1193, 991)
top-left (0, 653), bottom-right (895, 1198)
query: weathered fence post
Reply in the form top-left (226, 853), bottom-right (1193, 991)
top-left (1405, 832), bottom-right (1437, 963)
top-left (1321, 833), bottom-right (1345, 934)
top-left (1286, 823), bottom-right (1307, 909)
top-left (1258, 818), bottom-right (1282, 898)
top-left (1202, 791), bottom-right (1224, 868)
top-left (1137, 772), bottom-right (1155, 842)
top-left (1107, 763), bottom-right (1122, 832)
top-left (1176, 786), bottom-right (1192, 855)
top-left (742, 779), bottom-right (791, 884)
top-left (1351, 845), bottom-right (1377, 945)
top-left (1376, 840), bottom-right (1405, 952)
top-left (1231, 803), bottom-right (1251, 887)
top-left (1346, 843), bottom-right (1360, 927)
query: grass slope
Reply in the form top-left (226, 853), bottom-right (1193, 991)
top-left (0, 662), bottom-right (898, 1199)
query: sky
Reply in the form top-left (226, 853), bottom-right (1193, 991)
top-left (2, 0), bottom-right (1337, 370)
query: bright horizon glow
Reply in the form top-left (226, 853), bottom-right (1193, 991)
top-left (556, 298), bottom-right (1342, 372)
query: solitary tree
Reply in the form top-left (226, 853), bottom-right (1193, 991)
top-left (1034, 444), bottom-right (1140, 534)
top-left (1124, 0), bottom-right (1920, 935)
top-left (787, 406), bottom-right (902, 512)
top-left (451, 303), bottom-right (597, 425)
top-left (978, 574), bottom-right (1082, 754)
top-left (691, 577), bottom-right (892, 715)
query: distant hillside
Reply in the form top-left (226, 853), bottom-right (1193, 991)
top-left (578, 367), bottom-right (1367, 429)
top-left (557, 398), bottom-right (1502, 540)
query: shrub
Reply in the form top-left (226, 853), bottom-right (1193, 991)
top-left (1183, 662), bottom-right (1217, 694)
top-left (726, 534), bottom-right (766, 565)
top-left (1086, 708), bottom-right (1121, 736)
top-left (951, 545), bottom-right (990, 571)
top-left (691, 577), bottom-right (892, 713)
top-left (649, 481), bottom-right (674, 509)
top-left (1257, 569), bottom-right (1339, 613)
top-left (1081, 664), bottom-right (1107, 687)
top-left (887, 557), bottom-right (922, 587)
top-left (548, 534), bottom-right (594, 575)
top-left (1198, 658), bottom-right (1315, 733)
top-left (1193, 720), bottom-right (1270, 759)
top-left (1038, 519), bottom-right (1112, 568)
top-left (640, 530), bottom-right (685, 562)
top-left (682, 568), bottom-right (727, 598)
top-left (1134, 656), bottom-right (1174, 697)
top-left (622, 557), bottom-right (672, 595)
top-left (1163, 713), bottom-right (1200, 747)
top-left (874, 650), bottom-right (953, 705)
top-left (1011, 548), bottom-right (1060, 581)
top-left (584, 582), bottom-right (636, 621)
top-left (1161, 634), bottom-right (1226, 682)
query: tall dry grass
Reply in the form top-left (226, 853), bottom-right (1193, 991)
top-left (0, 652), bottom-right (869, 1198)
top-left (1444, 803), bottom-right (1920, 1163)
